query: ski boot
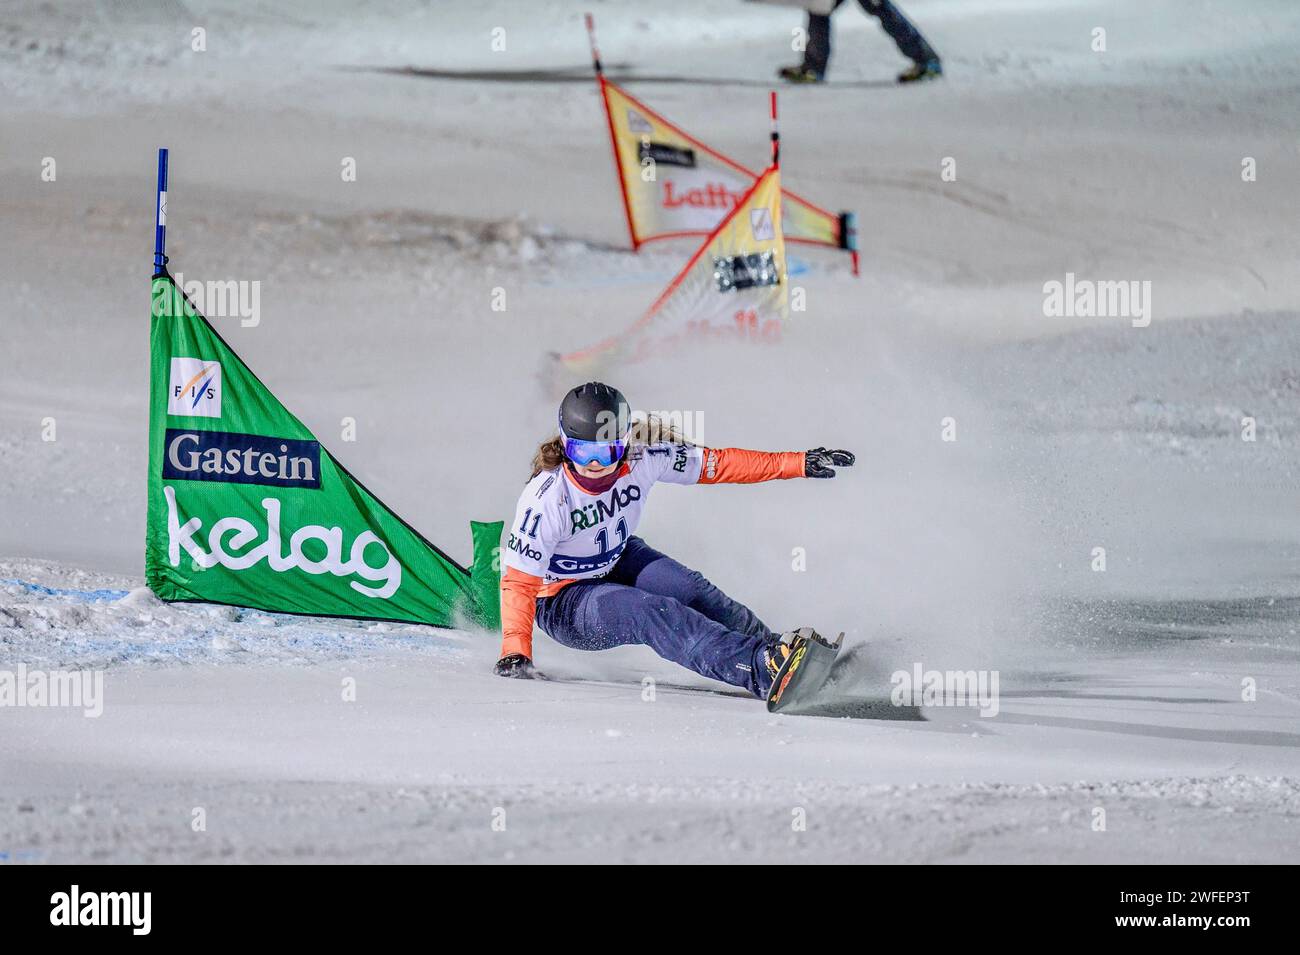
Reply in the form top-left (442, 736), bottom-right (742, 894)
top-left (777, 65), bottom-right (825, 85)
top-left (898, 58), bottom-right (943, 84)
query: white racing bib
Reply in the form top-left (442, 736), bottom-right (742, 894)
top-left (503, 443), bottom-right (703, 584)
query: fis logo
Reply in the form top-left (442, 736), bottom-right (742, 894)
top-left (168, 357), bottom-right (222, 418)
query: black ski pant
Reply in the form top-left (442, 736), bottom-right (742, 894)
top-left (804, 0), bottom-right (939, 74)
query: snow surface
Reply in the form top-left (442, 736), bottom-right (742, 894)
top-left (1, 0), bottom-right (1298, 862)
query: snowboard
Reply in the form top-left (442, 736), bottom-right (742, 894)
top-left (766, 628), bottom-right (844, 713)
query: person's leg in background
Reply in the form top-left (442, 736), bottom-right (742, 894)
top-left (859, 0), bottom-right (943, 82)
top-left (802, 9), bottom-right (834, 78)
top-left (778, 0), bottom-right (844, 83)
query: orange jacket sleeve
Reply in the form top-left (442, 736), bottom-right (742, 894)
top-left (499, 566), bottom-right (543, 660)
top-left (697, 448), bottom-right (805, 484)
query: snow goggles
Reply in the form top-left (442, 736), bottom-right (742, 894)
top-left (562, 432), bottom-right (626, 468)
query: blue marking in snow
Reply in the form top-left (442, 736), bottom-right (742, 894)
top-left (0, 579), bottom-right (129, 603)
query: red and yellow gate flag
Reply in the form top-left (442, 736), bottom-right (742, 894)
top-left (564, 163), bottom-right (788, 367)
top-left (597, 75), bottom-right (855, 269)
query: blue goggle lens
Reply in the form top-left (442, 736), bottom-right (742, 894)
top-left (564, 437), bottom-right (626, 467)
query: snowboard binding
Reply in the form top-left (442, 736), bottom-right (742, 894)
top-left (765, 628), bottom-right (844, 713)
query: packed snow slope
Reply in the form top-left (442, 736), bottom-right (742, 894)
top-left (1, 0), bottom-right (1298, 862)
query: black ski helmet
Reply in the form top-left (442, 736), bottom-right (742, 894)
top-left (558, 382), bottom-right (630, 443)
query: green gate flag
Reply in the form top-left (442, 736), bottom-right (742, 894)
top-left (146, 272), bottom-right (502, 630)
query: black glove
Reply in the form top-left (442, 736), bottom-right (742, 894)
top-left (805, 447), bottom-right (855, 479)
top-left (493, 653), bottom-right (536, 679)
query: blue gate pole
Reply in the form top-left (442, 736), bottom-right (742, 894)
top-left (153, 148), bottom-right (168, 275)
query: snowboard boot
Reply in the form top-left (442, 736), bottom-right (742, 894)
top-left (761, 632), bottom-right (798, 689)
top-left (762, 628), bottom-right (816, 702)
top-left (765, 628), bottom-right (844, 712)
top-left (898, 58), bottom-right (943, 84)
top-left (778, 64), bottom-right (825, 85)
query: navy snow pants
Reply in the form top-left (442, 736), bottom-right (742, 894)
top-left (805, 0), bottom-right (939, 75)
top-left (534, 537), bottom-right (778, 697)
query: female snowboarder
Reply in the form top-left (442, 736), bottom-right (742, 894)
top-left (495, 382), bottom-right (854, 702)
